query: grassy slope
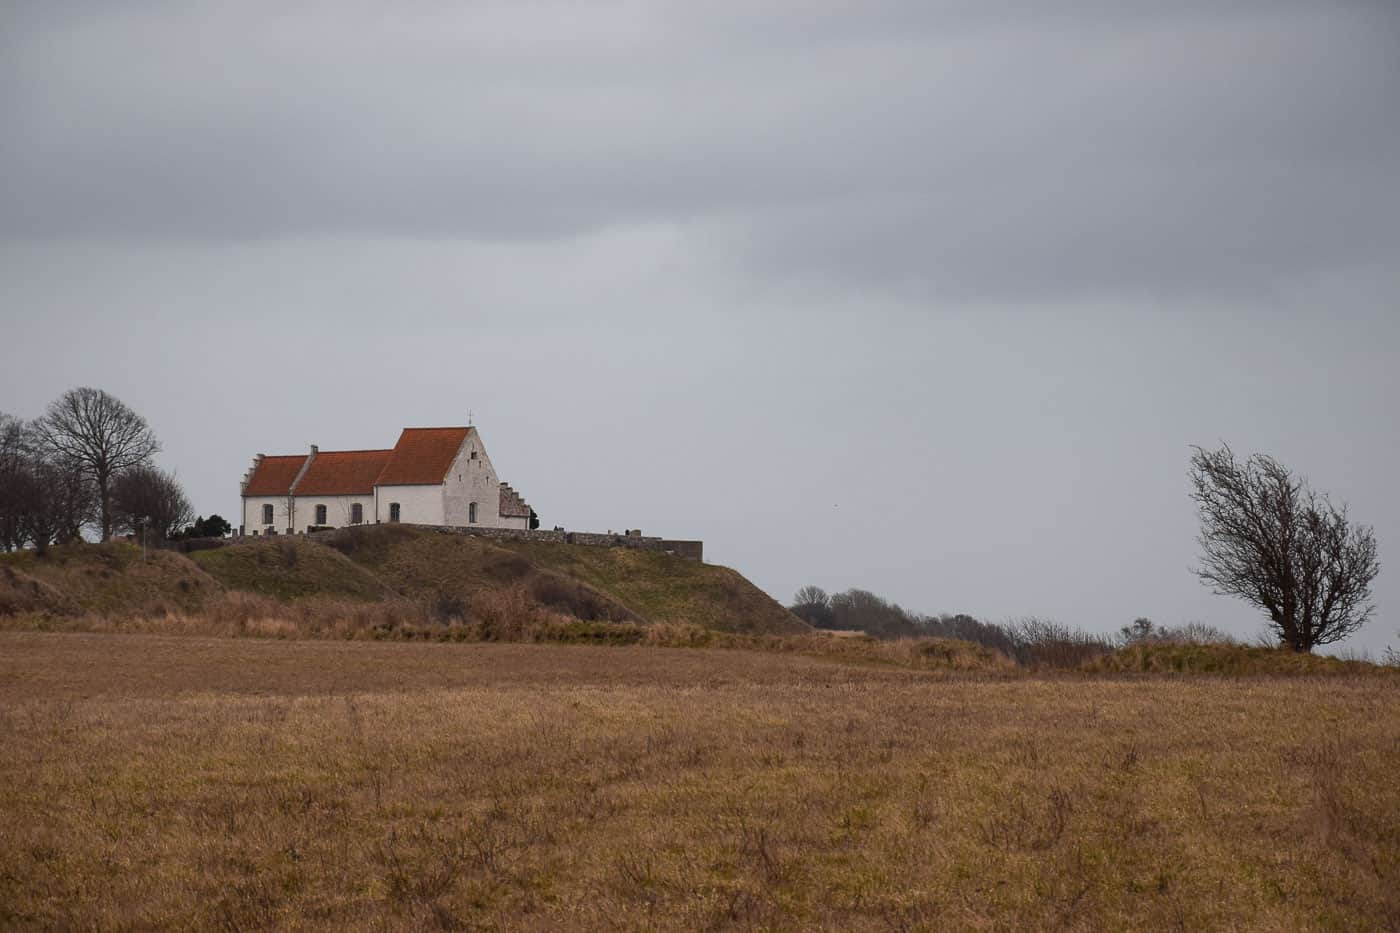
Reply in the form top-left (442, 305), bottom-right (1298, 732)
top-left (324, 525), bottom-right (807, 635)
top-left (0, 542), bottom-right (221, 616)
top-left (492, 536), bottom-right (809, 635)
top-left (189, 537), bottom-right (390, 602)
top-left (322, 526), bottom-right (638, 622)
top-left (0, 526), bottom-right (805, 636)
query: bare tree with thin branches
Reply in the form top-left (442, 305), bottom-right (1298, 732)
top-left (0, 413), bottom-right (31, 551)
top-left (1189, 444), bottom-right (1379, 652)
top-left (789, 585), bottom-right (834, 628)
top-left (0, 413), bottom-right (95, 554)
top-left (36, 388), bottom-right (160, 541)
top-left (22, 457), bottom-right (95, 555)
top-left (111, 464), bottom-right (193, 541)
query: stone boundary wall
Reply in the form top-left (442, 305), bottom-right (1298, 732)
top-left (429, 525), bottom-right (704, 562)
top-left (230, 523), bottom-right (704, 561)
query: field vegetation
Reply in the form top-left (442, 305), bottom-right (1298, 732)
top-left (3, 528), bottom-right (1398, 928)
top-left (2, 631), bottom-right (1398, 930)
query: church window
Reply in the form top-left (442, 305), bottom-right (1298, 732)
top-left (262, 504), bottom-right (273, 525)
top-left (469, 502), bottom-right (478, 524)
top-left (315, 504), bottom-right (327, 526)
top-left (470, 451), bottom-right (478, 460)
top-left (389, 502), bottom-right (401, 523)
top-left (351, 503), bottom-right (363, 524)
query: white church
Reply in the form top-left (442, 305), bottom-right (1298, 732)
top-left (239, 426), bottom-right (532, 535)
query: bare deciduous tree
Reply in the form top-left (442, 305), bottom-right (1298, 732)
top-left (36, 388), bottom-right (160, 541)
top-left (828, 588), bottom-right (920, 638)
top-left (0, 413), bottom-right (94, 554)
top-left (789, 585), bottom-right (834, 627)
top-left (0, 413), bottom-right (31, 551)
top-left (111, 465), bottom-right (193, 541)
top-left (1190, 444), bottom-right (1379, 652)
top-left (23, 457), bottom-right (95, 555)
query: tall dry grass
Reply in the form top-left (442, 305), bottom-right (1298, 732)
top-left (1, 586), bottom-right (1018, 674)
top-left (1, 633), bottom-right (1397, 930)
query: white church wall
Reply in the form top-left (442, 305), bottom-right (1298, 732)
top-left (241, 495), bottom-right (294, 534)
top-left (292, 494), bottom-right (374, 530)
top-left (376, 484), bottom-right (443, 525)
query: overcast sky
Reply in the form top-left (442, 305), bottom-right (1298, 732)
top-left (3, 1), bottom-right (1398, 652)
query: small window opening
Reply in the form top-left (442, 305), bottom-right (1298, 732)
top-left (389, 502), bottom-right (401, 523)
top-left (315, 504), bottom-right (327, 526)
top-left (351, 503), bottom-right (363, 524)
top-left (468, 502), bottom-right (478, 524)
top-left (262, 504), bottom-right (274, 525)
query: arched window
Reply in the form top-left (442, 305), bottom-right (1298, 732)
top-left (262, 504), bottom-right (273, 525)
top-left (315, 504), bottom-right (327, 526)
top-left (389, 502), bottom-right (401, 523)
top-left (351, 503), bottom-right (363, 525)
top-left (469, 502), bottom-right (478, 524)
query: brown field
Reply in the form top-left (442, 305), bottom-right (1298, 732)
top-left (2, 632), bottom-right (1399, 930)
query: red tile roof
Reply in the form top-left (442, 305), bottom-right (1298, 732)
top-left (374, 427), bottom-right (473, 486)
top-left (242, 454), bottom-right (309, 497)
top-left (294, 449), bottom-right (393, 496)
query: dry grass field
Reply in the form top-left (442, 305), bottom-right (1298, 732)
top-left (2, 631), bottom-right (1399, 931)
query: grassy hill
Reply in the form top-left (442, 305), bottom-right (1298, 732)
top-left (0, 527), bottom-right (807, 636)
top-left (0, 542), bottom-right (221, 617)
top-left (188, 537), bottom-right (391, 602)
top-left (317, 525), bottom-right (638, 623)
top-left (319, 525), bottom-right (806, 634)
top-left (493, 538), bottom-right (808, 634)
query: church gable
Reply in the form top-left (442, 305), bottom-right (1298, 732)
top-left (442, 429), bottom-right (497, 525)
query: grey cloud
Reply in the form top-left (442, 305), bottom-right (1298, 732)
top-left (3, 2), bottom-right (1398, 299)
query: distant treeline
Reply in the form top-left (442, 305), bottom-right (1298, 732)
top-left (788, 586), bottom-right (1234, 667)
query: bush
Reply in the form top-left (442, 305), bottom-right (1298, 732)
top-left (1003, 618), bottom-right (1114, 669)
top-left (1118, 617), bottom-right (1236, 647)
top-left (433, 592), bottom-right (467, 622)
top-left (921, 613), bottom-right (1018, 657)
top-left (787, 587), bottom-right (1115, 667)
top-left (1087, 643), bottom-right (1396, 676)
top-left (529, 573), bottom-right (635, 622)
top-left (469, 588), bottom-right (535, 641)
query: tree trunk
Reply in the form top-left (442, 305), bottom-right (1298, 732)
top-left (98, 471), bottom-right (112, 542)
